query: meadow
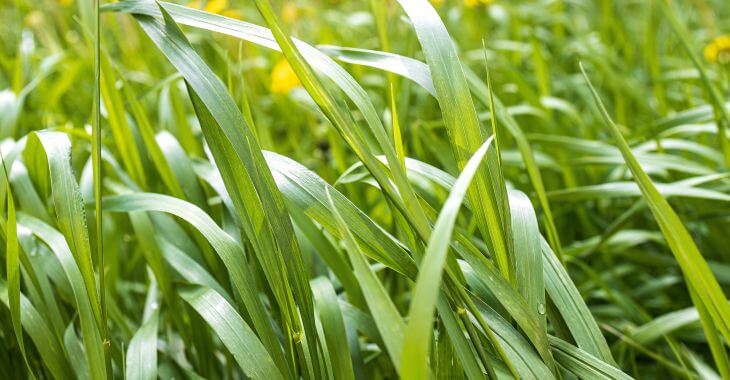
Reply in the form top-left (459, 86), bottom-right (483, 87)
top-left (0, 0), bottom-right (729, 378)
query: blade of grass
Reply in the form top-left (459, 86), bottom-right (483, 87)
top-left (125, 310), bottom-right (158, 380)
top-left (2, 153), bottom-right (34, 377)
top-left (180, 285), bottom-right (283, 380)
top-left (311, 277), bottom-right (355, 380)
top-left (394, 0), bottom-right (513, 281)
top-left (582, 63), bottom-right (730, 372)
top-left (402, 136), bottom-right (498, 379)
top-left (133, 6), bottom-right (318, 377)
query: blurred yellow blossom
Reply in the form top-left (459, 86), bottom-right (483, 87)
top-left (465, 0), bottom-right (493, 7)
top-left (430, 0), bottom-right (445, 7)
top-left (59, 0), bottom-right (73, 6)
top-left (270, 59), bottom-right (300, 94)
top-left (188, 0), bottom-right (241, 19)
top-left (24, 10), bottom-right (44, 27)
top-left (704, 35), bottom-right (730, 64)
top-left (282, 3), bottom-right (298, 24)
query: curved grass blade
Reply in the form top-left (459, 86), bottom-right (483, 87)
top-left (133, 6), bottom-right (317, 376)
top-left (2, 153), bottom-right (33, 377)
top-left (23, 132), bottom-right (103, 331)
top-left (311, 277), bottom-right (355, 380)
top-left (105, 1), bottom-right (433, 254)
top-left (394, 0), bottom-right (512, 281)
top-left (102, 191), bottom-right (288, 376)
top-left (320, 45), bottom-right (563, 262)
top-left (17, 213), bottom-right (106, 380)
top-left (582, 63), bottom-right (730, 370)
top-left (325, 187), bottom-right (406, 375)
top-left (402, 137), bottom-right (495, 379)
top-left (510, 190), bottom-right (545, 327)
top-left (541, 238), bottom-right (616, 365)
top-left (0, 280), bottom-right (72, 379)
top-left (180, 285), bottom-right (283, 380)
top-left (549, 337), bottom-right (632, 380)
top-left (126, 310), bottom-right (158, 380)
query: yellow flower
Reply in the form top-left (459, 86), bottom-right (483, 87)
top-left (59, 0), bottom-right (73, 6)
top-left (430, 0), bottom-right (445, 7)
top-left (24, 10), bottom-right (44, 27)
top-left (465, 0), bottom-right (493, 7)
top-left (270, 59), bottom-right (301, 94)
top-left (704, 35), bottom-right (730, 64)
top-left (188, 0), bottom-right (241, 18)
top-left (282, 3), bottom-right (298, 24)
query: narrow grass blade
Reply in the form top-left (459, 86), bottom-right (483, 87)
top-left (17, 214), bottom-right (106, 380)
top-left (549, 337), bottom-right (632, 380)
top-left (0, 280), bottom-right (72, 379)
top-left (311, 277), bottom-right (355, 380)
top-left (395, 0), bottom-right (512, 281)
top-left (325, 187), bottom-right (406, 374)
top-left (180, 285), bottom-right (283, 380)
top-left (402, 136), bottom-right (494, 379)
top-left (133, 6), bottom-right (318, 376)
top-left (126, 310), bottom-right (158, 380)
top-left (582, 63), bottom-right (730, 366)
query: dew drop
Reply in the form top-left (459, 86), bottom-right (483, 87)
top-left (537, 303), bottom-right (546, 315)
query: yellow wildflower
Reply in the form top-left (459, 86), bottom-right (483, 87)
top-left (188, 0), bottom-right (241, 19)
top-left (270, 59), bottom-right (301, 94)
top-left (282, 3), bottom-right (298, 24)
top-left (24, 10), bottom-right (44, 27)
top-left (465, 0), bottom-right (493, 7)
top-left (59, 0), bottom-right (73, 6)
top-left (704, 35), bottom-right (730, 64)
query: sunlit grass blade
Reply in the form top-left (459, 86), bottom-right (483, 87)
top-left (132, 5), bottom-right (318, 376)
top-left (311, 277), bottom-right (355, 380)
top-left (394, 0), bottom-right (513, 281)
top-left (0, 280), bottom-right (72, 379)
top-left (582, 63), bottom-right (730, 370)
top-left (18, 214), bottom-right (106, 380)
top-left (180, 285), bottom-right (283, 380)
top-left (320, 45), bottom-right (563, 261)
top-left (125, 310), bottom-right (158, 380)
top-left (402, 136), bottom-right (506, 379)
top-left (325, 187), bottom-right (406, 375)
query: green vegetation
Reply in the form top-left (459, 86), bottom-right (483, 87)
top-left (0, 0), bottom-right (729, 378)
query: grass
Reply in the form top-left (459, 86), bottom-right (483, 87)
top-left (0, 0), bottom-right (729, 378)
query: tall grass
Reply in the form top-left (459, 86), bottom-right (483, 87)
top-left (0, 0), bottom-right (729, 378)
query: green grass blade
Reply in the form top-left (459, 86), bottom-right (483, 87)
top-left (17, 214), bottom-right (106, 380)
top-left (401, 136), bottom-right (494, 379)
top-left (133, 6), bottom-right (318, 376)
top-left (23, 132), bottom-right (103, 331)
top-left (126, 310), bottom-right (158, 380)
top-left (325, 187), bottom-right (406, 375)
top-left (394, 0), bottom-right (512, 281)
top-left (582, 63), bottom-right (730, 368)
top-left (311, 277), bottom-right (355, 380)
top-left (0, 280), bottom-right (72, 379)
top-left (541, 238), bottom-right (616, 364)
top-left (180, 285), bottom-right (283, 380)
top-left (549, 337), bottom-right (632, 380)
top-left (2, 154), bottom-right (33, 376)
top-left (102, 191), bottom-right (288, 376)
